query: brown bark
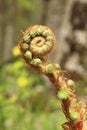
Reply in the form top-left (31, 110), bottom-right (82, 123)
top-left (40, 0), bottom-right (87, 79)
top-left (40, 0), bottom-right (70, 62)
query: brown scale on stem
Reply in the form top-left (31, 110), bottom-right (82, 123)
top-left (18, 25), bottom-right (87, 130)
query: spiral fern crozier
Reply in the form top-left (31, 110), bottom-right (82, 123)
top-left (19, 25), bottom-right (55, 64)
top-left (19, 25), bottom-right (87, 130)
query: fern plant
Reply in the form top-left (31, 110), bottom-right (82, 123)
top-left (19, 25), bottom-right (87, 130)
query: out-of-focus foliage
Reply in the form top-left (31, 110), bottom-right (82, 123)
top-left (16, 0), bottom-right (42, 29)
top-left (0, 0), bottom-right (67, 129)
top-left (77, 48), bottom-right (87, 96)
top-left (0, 46), bottom-right (66, 130)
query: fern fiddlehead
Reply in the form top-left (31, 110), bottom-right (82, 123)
top-left (19, 25), bottom-right (55, 57)
top-left (19, 25), bottom-right (87, 130)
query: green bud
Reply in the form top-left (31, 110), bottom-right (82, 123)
top-left (67, 79), bottom-right (76, 90)
top-left (43, 30), bottom-right (50, 36)
top-left (46, 41), bottom-right (53, 48)
top-left (45, 44), bottom-right (50, 51)
top-left (24, 51), bottom-right (32, 60)
top-left (30, 29), bottom-right (37, 37)
top-left (30, 58), bottom-right (42, 66)
top-left (45, 64), bottom-right (54, 73)
top-left (46, 36), bottom-right (53, 42)
top-left (37, 28), bottom-right (45, 35)
top-left (76, 102), bottom-right (82, 108)
top-left (22, 43), bottom-right (29, 50)
top-left (57, 87), bottom-right (69, 100)
top-left (54, 64), bottom-right (61, 70)
top-left (69, 108), bottom-right (80, 121)
top-left (40, 65), bottom-right (46, 72)
top-left (23, 33), bottom-right (31, 42)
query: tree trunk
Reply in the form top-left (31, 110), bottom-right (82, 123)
top-left (40, 0), bottom-right (87, 79)
top-left (3, 0), bottom-right (17, 62)
top-left (40, 0), bottom-right (69, 62)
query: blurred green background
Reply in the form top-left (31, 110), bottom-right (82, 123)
top-left (0, 0), bottom-right (87, 130)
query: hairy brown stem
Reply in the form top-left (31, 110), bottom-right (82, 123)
top-left (19, 25), bottom-right (87, 130)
